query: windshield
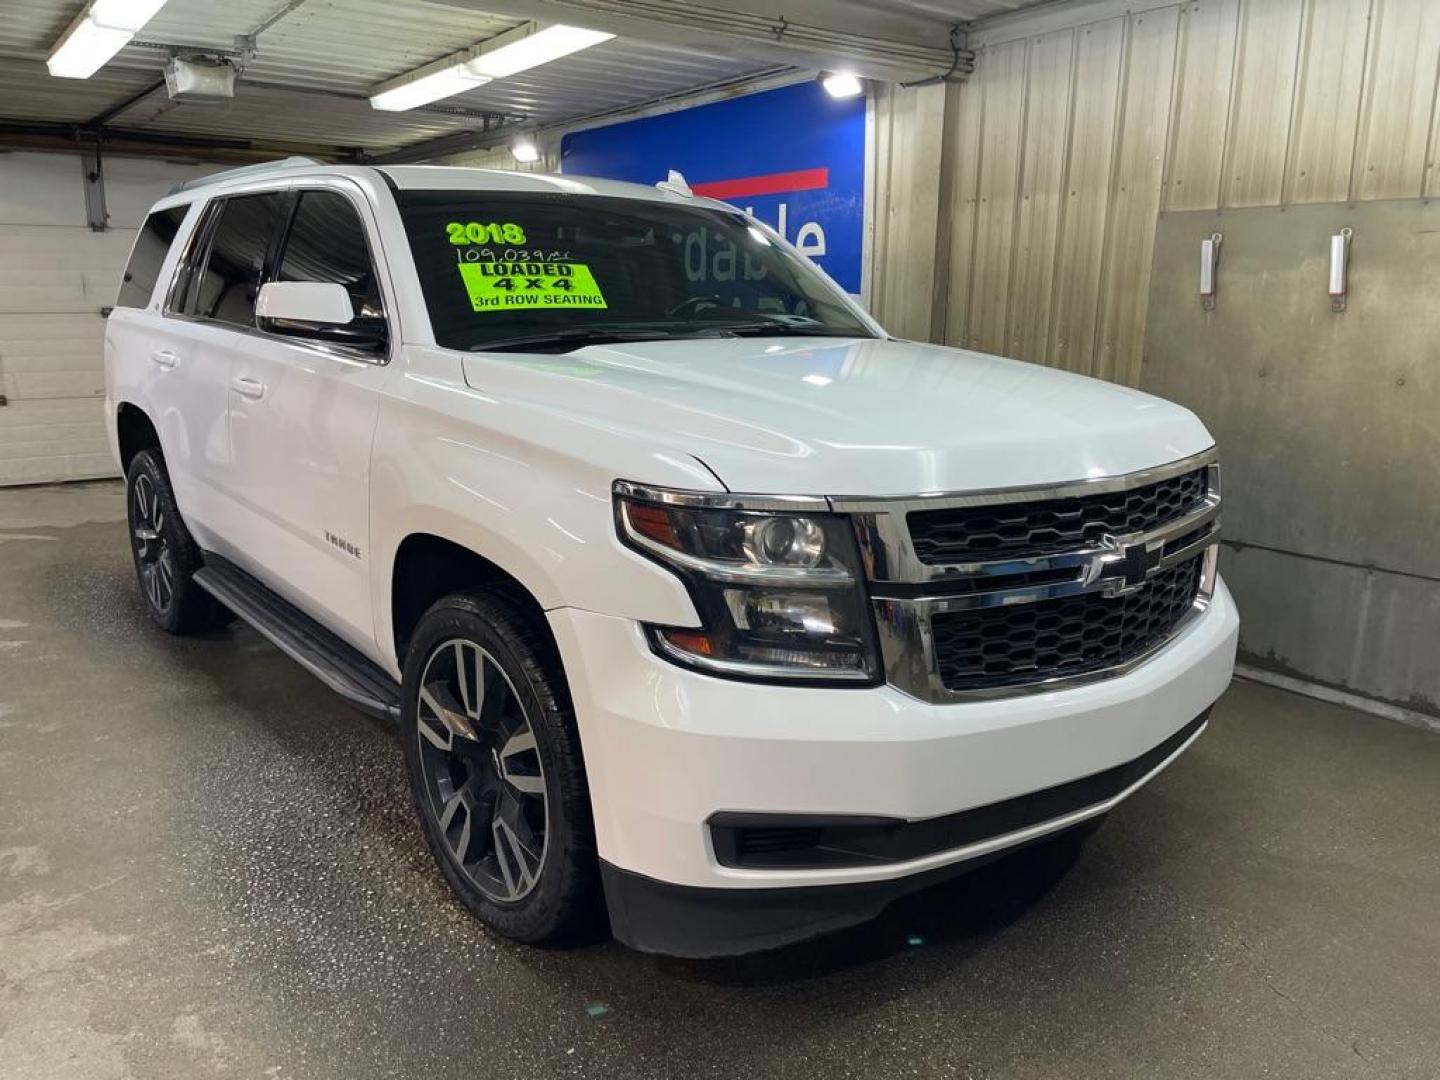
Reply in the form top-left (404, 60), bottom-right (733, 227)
top-left (395, 190), bottom-right (876, 352)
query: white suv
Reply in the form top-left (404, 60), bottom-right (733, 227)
top-left (105, 159), bottom-right (1238, 957)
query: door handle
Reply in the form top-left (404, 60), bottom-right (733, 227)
top-left (231, 376), bottom-right (266, 400)
top-left (150, 349), bottom-right (179, 370)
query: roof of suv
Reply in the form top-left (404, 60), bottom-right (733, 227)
top-left (158, 158), bottom-right (719, 210)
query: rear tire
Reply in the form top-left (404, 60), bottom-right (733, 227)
top-left (401, 590), bottom-right (600, 945)
top-left (125, 449), bottom-right (230, 635)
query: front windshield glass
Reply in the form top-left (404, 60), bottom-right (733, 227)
top-left (395, 190), bottom-right (875, 352)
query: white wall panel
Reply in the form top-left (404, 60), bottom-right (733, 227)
top-left (0, 153), bottom-right (218, 486)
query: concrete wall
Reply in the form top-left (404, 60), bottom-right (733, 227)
top-left (1144, 200), bottom-right (1440, 716)
top-left (864, 0), bottom-right (1440, 719)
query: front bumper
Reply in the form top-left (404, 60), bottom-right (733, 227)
top-left (548, 577), bottom-right (1239, 955)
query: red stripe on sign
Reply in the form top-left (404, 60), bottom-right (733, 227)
top-left (690, 167), bottom-right (829, 200)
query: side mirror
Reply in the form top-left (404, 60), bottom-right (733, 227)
top-left (256, 281), bottom-right (387, 353)
top-left (257, 281), bottom-right (354, 324)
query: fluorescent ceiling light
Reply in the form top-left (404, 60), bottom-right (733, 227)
top-left (371, 66), bottom-right (492, 112)
top-left (510, 137), bottom-right (541, 164)
top-left (48, 0), bottom-right (169, 79)
top-left (369, 22), bottom-right (613, 112)
top-left (470, 25), bottom-right (614, 80)
top-left (821, 72), bottom-right (864, 99)
top-left (91, 0), bottom-right (168, 31)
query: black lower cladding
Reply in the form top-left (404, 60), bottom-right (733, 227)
top-left (709, 708), bottom-right (1210, 871)
top-left (930, 553), bottom-right (1205, 692)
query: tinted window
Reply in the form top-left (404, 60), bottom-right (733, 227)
top-left (274, 191), bottom-right (384, 318)
top-left (395, 191), bottom-right (872, 352)
top-left (116, 205), bottom-right (188, 309)
top-left (184, 192), bottom-right (291, 328)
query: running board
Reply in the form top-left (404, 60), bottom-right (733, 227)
top-left (194, 555), bottom-right (401, 722)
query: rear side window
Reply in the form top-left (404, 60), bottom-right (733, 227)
top-left (274, 191), bottom-right (384, 319)
top-left (180, 192), bottom-right (291, 328)
top-left (116, 205), bottom-right (188, 309)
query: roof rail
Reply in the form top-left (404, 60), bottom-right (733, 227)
top-left (166, 156), bottom-right (322, 196)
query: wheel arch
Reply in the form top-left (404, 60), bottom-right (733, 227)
top-left (115, 401), bottom-right (162, 473)
top-left (389, 530), bottom-right (553, 670)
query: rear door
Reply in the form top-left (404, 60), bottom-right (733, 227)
top-left (223, 181), bottom-right (395, 654)
top-left (154, 189), bottom-right (293, 546)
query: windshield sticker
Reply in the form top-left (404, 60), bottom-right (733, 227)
top-left (446, 220), bottom-right (527, 245)
top-left (457, 261), bottom-right (607, 311)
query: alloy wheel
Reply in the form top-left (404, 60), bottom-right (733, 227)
top-left (131, 473), bottom-right (174, 614)
top-left (414, 639), bottom-right (549, 903)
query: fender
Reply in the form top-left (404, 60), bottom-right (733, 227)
top-left (368, 362), bottom-right (714, 676)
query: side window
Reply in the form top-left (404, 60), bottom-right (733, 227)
top-left (263, 190), bottom-right (388, 354)
top-left (116, 205), bottom-right (189, 309)
top-left (275, 191), bottom-right (384, 317)
top-left (182, 192), bottom-right (291, 328)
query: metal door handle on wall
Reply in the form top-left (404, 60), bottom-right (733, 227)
top-left (1330, 228), bottom-right (1352, 312)
top-left (1200, 233), bottom-right (1222, 310)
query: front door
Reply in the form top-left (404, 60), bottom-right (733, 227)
top-left (224, 183), bottom-right (396, 656)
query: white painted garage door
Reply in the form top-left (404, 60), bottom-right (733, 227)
top-left (0, 152), bottom-right (217, 486)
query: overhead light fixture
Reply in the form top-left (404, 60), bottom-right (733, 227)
top-left (510, 137), bottom-right (541, 164)
top-left (369, 22), bottom-right (613, 112)
top-left (48, 0), bottom-right (169, 79)
top-left (820, 72), bottom-right (864, 99)
top-left (470, 24), bottom-right (614, 80)
top-left (371, 66), bottom-right (491, 112)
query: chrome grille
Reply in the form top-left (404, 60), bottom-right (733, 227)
top-left (930, 554), bottom-right (1203, 691)
top-left (838, 449), bottom-right (1222, 702)
top-left (909, 466), bottom-right (1210, 564)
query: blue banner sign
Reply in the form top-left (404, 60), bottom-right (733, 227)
top-left (559, 81), bottom-right (866, 292)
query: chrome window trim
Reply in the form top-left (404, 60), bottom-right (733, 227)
top-left (160, 181), bottom-right (396, 367)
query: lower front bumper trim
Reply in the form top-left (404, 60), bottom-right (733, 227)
top-left (602, 708), bottom-right (1212, 957)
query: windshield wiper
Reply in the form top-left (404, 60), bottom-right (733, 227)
top-left (469, 327), bottom-right (676, 353)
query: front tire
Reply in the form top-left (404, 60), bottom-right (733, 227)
top-left (125, 449), bottom-right (229, 634)
top-left (401, 591), bottom-right (599, 945)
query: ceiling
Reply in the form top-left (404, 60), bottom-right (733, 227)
top-left (0, 0), bottom-right (785, 160)
top-left (0, 0), bottom-right (1061, 162)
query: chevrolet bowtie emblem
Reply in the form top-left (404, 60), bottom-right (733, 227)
top-left (1086, 535), bottom-right (1165, 596)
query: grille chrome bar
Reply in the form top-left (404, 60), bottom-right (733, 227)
top-left (845, 449), bottom-right (1222, 703)
top-left (868, 491), bottom-right (1219, 602)
top-left (842, 448), bottom-right (1218, 587)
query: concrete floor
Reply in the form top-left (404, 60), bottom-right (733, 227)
top-left (1, 481), bottom-right (1437, 1080)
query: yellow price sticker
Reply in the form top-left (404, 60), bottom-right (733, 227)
top-left (458, 261), bottom-right (607, 311)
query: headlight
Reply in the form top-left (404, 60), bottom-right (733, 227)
top-left (614, 483), bottom-right (881, 685)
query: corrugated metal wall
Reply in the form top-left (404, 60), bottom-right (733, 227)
top-left (865, 0), bottom-right (1440, 723)
top-left (870, 0), bottom-right (1440, 384)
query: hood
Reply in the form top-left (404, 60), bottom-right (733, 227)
top-left (460, 337), bottom-right (1213, 497)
